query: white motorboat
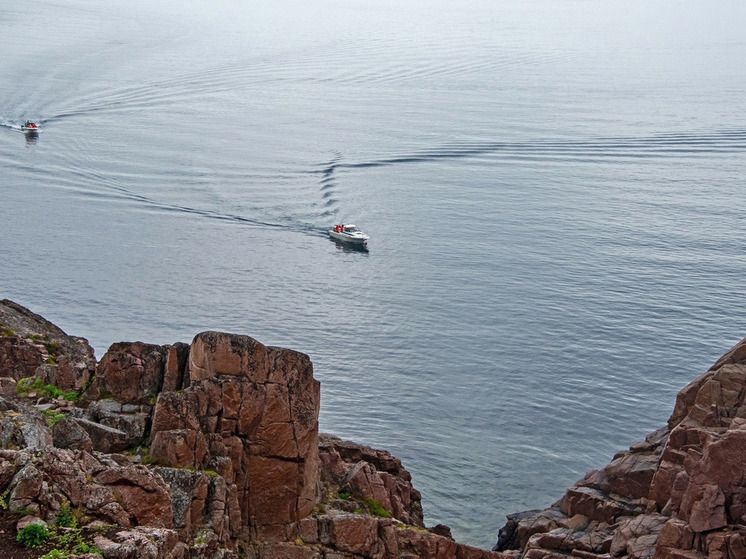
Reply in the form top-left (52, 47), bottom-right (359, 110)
top-left (21, 121), bottom-right (39, 133)
top-left (329, 224), bottom-right (369, 246)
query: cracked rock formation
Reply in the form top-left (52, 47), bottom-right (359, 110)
top-left (495, 337), bottom-right (746, 559)
top-left (0, 300), bottom-right (507, 559)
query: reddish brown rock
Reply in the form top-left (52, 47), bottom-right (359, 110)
top-left (31, 301), bottom-right (746, 559)
top-left (655, 519), bottom-right (694, 552)
top-left (87, 341), bottom-right (168, 405)
top-left (94, 463), bottom-right (173, 527)
top-left (1, 302), bottom-right (513, 559)
top-left (188, 331), bottom-right (269, 382)
top-left (319, 434), bottom-right (424, 527)
top-left (609, 514), bottom-right (668, 558)
top-left (327, 512), bottom-right (382, 556)
top-left (497, 336), bottom-right (746, 559)
top-left (251, 513), bottom-right (510, 559)
top-left (0, 446), bottom-right (174, 529)
top-left (0, 299), bottom-right (96, 391)
top-left (163, 342), bottom-right (190, 393)
top-left (149, 331), bottom-right (321, 541)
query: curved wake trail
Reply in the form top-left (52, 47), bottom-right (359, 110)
top-left (313, 129), bottom-right (746, 175)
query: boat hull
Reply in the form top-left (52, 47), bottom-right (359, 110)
top-left (329, 230), bottom-right (368, 245)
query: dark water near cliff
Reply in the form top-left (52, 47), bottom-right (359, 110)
top-left (2, 0), bottom-right (746, 547)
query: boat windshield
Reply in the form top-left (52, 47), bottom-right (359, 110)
top-left (345, 226), bottom-right (359, 232)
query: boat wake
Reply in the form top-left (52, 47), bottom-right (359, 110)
top-left (316, 153), bottom-right (342, 216)
top-left (314, 129), bottom-right (746, 176)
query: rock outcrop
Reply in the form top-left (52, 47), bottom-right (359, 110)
top-left (0, 299), bottom-right (95, 391)
top-left (7, 297), bottom-right (746, 559)
top-left (148, 330), bottom-right (322, 542)
top-left (0, 300), bottom-right (508, 559)
top-left (318, 433), bottom-right (424, 527)
top-left (494, 337), bottom-right (746, 559)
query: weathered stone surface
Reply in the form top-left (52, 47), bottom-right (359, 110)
top-left (561, 485), bottom-right (646, 523)
top-left (188, 331), bottom-right (269, 382)
top-left (494, 509), bottom-right (567, 551)
top-left (609, 514), bottom-right (668, 558)
top-left (319, 433), bottom-right (424, 527)
top-left (86, 341), bottom-right (168, 405)
top-left (75, 417), bottom-right (133, 453)
top-left (328, 512), bottom-right (382, 556)
top-left (163, 342), bottom-right (190, 393)
top-left (0, 376), bottom-right (16, 397)
top-left (152, 466), bottom-right (234, 550)
top-left (94, 527), bottom-right (186, 559)
top-left (8, 462), bottom-right (43, 514)
top-left (87, 399), bottom-right (151, 445)
top-left (0, 299), bottom-right (96, 391)
top-left (52, 415), bottom-right (94, 452)
top-left (0, 447), bottom-right (176, 529)
top-left (497, 336), bottom-right (746, 559)
top-left (244, 542), bottom-right (321, 559)
top-left (0, 396), bottom-right (53, 451)
top-left (94, 464), bottom-right (173, 527)
top-left (149, 332), bottom-right (321, 541)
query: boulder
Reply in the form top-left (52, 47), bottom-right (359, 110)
top-left (609, 514), bottom-right (668, 558)
top-left (87, 399), bottom-right (152, 445)
top-left (494, 509), bottom-right (568, 552)
top-left (86, 342), bottom-right (168, 405)
top-left (0, 396), bottom-right (53, 450)
top-left (74, 417), bottom-right (133, 453)
top-left (93, 527), bottom-right (187, 559)
top-left (52, 415), bottom-right (94, 452)
top-left (152, 466), bottom-right (236, 549)
top-left (0, 299), bottom-right (95, 391)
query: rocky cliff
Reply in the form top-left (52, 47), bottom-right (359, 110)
top-left (493, 339), bottom-right (746, 559)
top-left (0, 300), bottom-right (501, 559)
top-left (3, 299), bottom-right (746, 559)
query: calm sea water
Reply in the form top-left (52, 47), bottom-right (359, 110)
top-left (2, 0), bottom-right (746, 547)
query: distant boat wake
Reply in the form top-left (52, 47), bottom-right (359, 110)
top-left (314, 128), bottom-right (746, 177)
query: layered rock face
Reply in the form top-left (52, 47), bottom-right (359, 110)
top-left (495, 337), bottom-right (746, 559)
top-left (149, 330), bottom-right (322, 541)
top-left (0, 300), bottom-right (506, 559)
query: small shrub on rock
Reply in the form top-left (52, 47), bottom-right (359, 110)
top-left (363, 498), bottom-right (392, 518)
top-left (16, 523), bottom-right (50, 547)
top-left (55, 501), bottom-right (76, 528)
top-left (16, 377), bottom-right (78, 402)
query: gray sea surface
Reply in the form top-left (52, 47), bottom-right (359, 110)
top-left (2, 0), bottom-right (746, 548)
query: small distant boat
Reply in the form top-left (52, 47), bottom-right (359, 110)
top-left (329, 224), bottom-right (369, 246)
top-left (21, 121), bottom-right (39, 133)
